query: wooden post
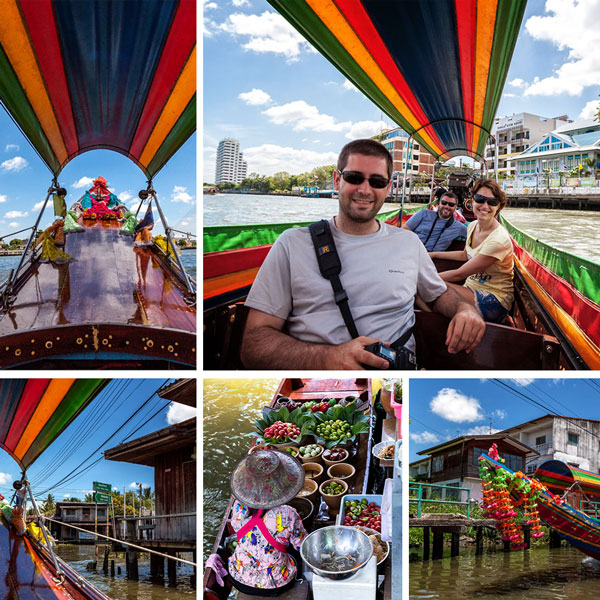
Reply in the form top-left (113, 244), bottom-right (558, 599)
top-left (102, 546), bottom-right (109, 574)
top-left (150, 553), bottom-right (164, 580)
top-left (126, 550), bottom-right (138, 580)
top-left (503, 539), bottom-right (511, 552)
top-left (475, 527), bottom-right (483, 555)
top-left (523, 524), bottom-right (531, 550)
top-left (549, 528), bottom-right (562, 548)
top-left (432, 530), bottom-right (443, 560)
top-left (167, 552), bottom-right (177, 587)
top-left (450, 532), bottom-right (460, 557)
top-left (423, 526), bottom-right (430, 560)
top-left (110, 560), bottom-right (115, 577)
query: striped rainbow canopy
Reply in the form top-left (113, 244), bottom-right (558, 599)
top-left (0, 379), bottom-right (108, 471)
top-left (267, 0), bottom-right (526, 160)
top-left (0, 0), bottom-right (195, 178)
top-left (535, 460), bottom-right (600, 499)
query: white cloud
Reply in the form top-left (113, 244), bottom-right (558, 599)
top-left (33, 201), bottom-right (44, 210)
top-left (239, 88), bottom-right (272, 106)
top-left (465, 425), bottom-right (500, 435)
top-left (204, 1), bottom-right (218, 8)
top-left (232, 0), bottom-right (250, 6)
top-left (343, 80), bottom-right (359, 93)
top-left (430, 388), bottom-right (483, 422)
top-left (263, 100), bottom-right (351, 132)
top-left (410, 431), bottom-right (440, 444)
top-left (579, 100), bottom-right (600, 120)
top-left (4, 210), bottom-right (28, 219)
top-left (345, 120), bottom-right (391, 140)
top-left (118, 191), bottom-right (133, 203)
top-left (0, 472), bottom-right (11, 485)
top-left (503, 93), bottom-right (517, 98)
top-left (63, 493), bottom-right (71, 498)
top-left (8, 222), bottom-right (18, 228)
top-left (72, 176), bottom-right (94, 189)
top-left (243, 143), bottom-right (338, 176)
top-left (180, 219), bottom-right (191, 227)
top-left (509, 78), bottom-right (527, 89)
top-left (492, 409), bottom-right (507, 420)
top-left (171, 185), bottom-right (193, 204)
top-left (522, 1), bottom-right (600, 96)
top-left (4, 144), bottom-right (19, 152)
top-left (510, 378), bottom-right (535, 387)
top-left (167, 403), bottom-right (196, 424)
top-left (217, 11), bottom-right (315, 61)
top-left (1, 156), bottom-right (28, 172)
top-left (0, 195), bottom-right (7, 204)
top-left (128, 482), bottom-right (151, 490)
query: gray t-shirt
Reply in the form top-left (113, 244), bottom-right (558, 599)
top-left (245, 218), bottom-right (447, 349)
top-left (405, 209), bottom-right (467, 251)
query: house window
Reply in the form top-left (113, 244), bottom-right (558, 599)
top-left (535, 435), bottom-right (546, 446)
top-left (568, 433), bottom-right (579, 445)
top-left (526, 463), bottom-right (536, 474)
top-left (432, 456), bottom-right (444, 472)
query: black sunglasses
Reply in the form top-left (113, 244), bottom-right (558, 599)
top-left (440, 200), bottom-right (456, 207)
top-left (472, 193), bottom-right (500, 207)
top-left (339, 170), bottom-right (389, 189)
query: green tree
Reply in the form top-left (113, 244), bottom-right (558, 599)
top-left (42, 493), bottom-right (55, 515)
top-left (217, 181), bottom-right (235, 190)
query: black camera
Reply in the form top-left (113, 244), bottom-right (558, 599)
top-left (363, 342), bottom-right (417, 370)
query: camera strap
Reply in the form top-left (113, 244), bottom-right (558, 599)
top-left (308, 219), bottom-right (359, 339)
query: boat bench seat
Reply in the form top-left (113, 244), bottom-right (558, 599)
top-left (414, 310), bottom-right (561, 369)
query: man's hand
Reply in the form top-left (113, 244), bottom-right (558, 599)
top-left (445, 303), bottom-right (485, 354)
top-left (324, 336), bottom-right (390, 370)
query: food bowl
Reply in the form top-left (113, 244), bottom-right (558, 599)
top-left (298, 443), bottom-right (324, 464)
top-left (288, 497), bottom-right (315, 529)
top-left (372, 441), bottom-right (395, 467)
top-left (319, 478), bottom-right (348, 513)
top-left (303, 462), bottom-right (324, 484)
top-left (352, 526), bottom-right (390, 565)
top-left (322, 447), bottom-right (349, 468)
top-left (327, 462), bottom-right (355, 484)
top-left (300, 526), bottom-right (373, 580)
top-left (295, 478), bottom-right (318, 505)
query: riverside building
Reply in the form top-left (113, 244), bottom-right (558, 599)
top-left (514, 118), bottom-right (600, 180)
top-left (215, 138), bottom-right (248, 185)
top-left (485, 112), bottom-right (569, 177)
top-left (377, 127), bottom-right (436, 177)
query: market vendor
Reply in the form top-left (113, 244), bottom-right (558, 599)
top-left (228, 449), bottom-right (307, 596)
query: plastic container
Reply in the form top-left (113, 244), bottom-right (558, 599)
top-left (327, 462), bottom-right (355, 484)
top-left (303, 462), bottom-right (324, 484)
top-left (298, 443), bottom-right (324, 464)
top-left (336, 494), bottom-right (384, 526)
top-left (390, 390), bottom-right (402, 434)
top-left (296, 478), bottom-right (319, 505)
top-left (322, 447), bottom-right (349, 468)
top-left (380, 479), bottom-right (393, 542)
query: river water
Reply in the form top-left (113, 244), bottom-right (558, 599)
top-left (204, 194), bottom-right (600, 263)
top-left (54, 545), bottom-right (195, 599)
top-left (410, 545), bottom-right (600, 600)
top-left (202, 378), bottom-right (280, 561)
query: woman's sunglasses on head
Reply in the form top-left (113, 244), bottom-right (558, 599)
top-left (338, 170), bottom-right (389, 189)
top-left (472, 193), bottom-right (500, 207)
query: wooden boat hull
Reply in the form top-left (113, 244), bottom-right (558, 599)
top-left (203, 378), bottom-right (391, 600)
top-left (203, 209), bottom-right (598, 370)
top-left (0, 221), bottom-right (196, 368)
top-left (482, 455), bottom-right (600, 561)
top-left (0, 516), bottom-right (110, 600)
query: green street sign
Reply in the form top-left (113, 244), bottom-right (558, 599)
top-left (94, 492), bottom-right (110, 503)
top-left (93, 481), bottom-right (111, 494)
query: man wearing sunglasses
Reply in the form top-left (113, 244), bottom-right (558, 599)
top-left (241, 139), bottom-right (485, 370)
top-left (402, 192), bottom-right (467, 251)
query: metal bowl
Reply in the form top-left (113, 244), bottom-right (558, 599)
top-left (300, 526), bottom-right (373, 580)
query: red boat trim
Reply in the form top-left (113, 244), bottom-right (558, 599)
top-left (204, 245), bottom-right (272, 279)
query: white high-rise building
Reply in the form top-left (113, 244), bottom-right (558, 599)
top-left (215, 138), bottom-right (248, 184)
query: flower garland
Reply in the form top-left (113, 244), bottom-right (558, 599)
top-left (478, 444), bottom-right (546, 550)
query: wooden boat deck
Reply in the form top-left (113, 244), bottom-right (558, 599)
top-left (0, 221), bottom-right (196, 367)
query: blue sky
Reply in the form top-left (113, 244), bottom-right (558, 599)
top-left (203, 0), bottom-right (600, 180)
top-left (0, 115), bottom-right (196, 239)
top-left (409, 378), bottom-right (600, 464)
top-left (0, 379), bottom-right (196, 503)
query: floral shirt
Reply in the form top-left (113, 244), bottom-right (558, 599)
top-left (228, 502), bottom-right (307, 589)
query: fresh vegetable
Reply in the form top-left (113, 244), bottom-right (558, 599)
top-left (299, 444), bottom-right (322, 458)
top-left (323, 481), bottom-right (345, 495)
top-left (263, 421), bottom-right (301, 443)
top-left (316, 419), bottom-right (351, 441)
top-left (343, 499), bottom-right (382, 532)
top-left (284, 446), bottom-right (299, 457)
top-left (323, 447), bottom-right (347, 461)
top-left (312, 403), bottom-right (370, 448)
top-left (378, 445), bottom-right (395, 460)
